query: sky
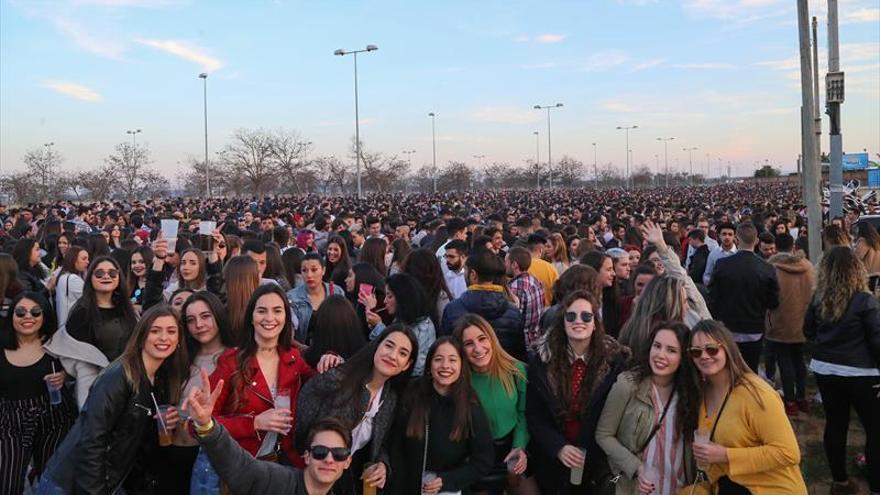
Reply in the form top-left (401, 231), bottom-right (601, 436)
top-left (1, 0), bottom-right (878, 183)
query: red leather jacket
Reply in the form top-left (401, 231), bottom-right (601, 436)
top-left (210, 346), bottom-right (315, 467)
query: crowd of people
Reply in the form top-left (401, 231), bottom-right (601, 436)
top-left (0, 183), bottom-right (877, 495)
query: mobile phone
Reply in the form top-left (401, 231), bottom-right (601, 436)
top-left (359, 283), bottom-right (374, 298)
top-left (199, 234), bottom-right (213, 252)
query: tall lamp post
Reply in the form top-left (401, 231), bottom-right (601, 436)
top-left (198, 73), bottom-right (210, 198)
top-left (401, 149), bottom-right (416, 167)
top-left (682, 146), bottom-right (698, 185)
top-left (428, 112), bottom-right (437, 193)
top-left (656, 137), bottom-right (675, 187)
top-left (534, 103), bottom-right (563, 188)
top-left (592, 142), bottom-right (598, 189)
top-left (334, 44), bottom-right (378, 199)
top-left (616, 125), bottom-right (637, 188)
top-left (126, 129), bottom-right (141, 147)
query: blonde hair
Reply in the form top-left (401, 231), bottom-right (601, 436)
top-left (453, 313), bottom-right (525, 397)
top-left (690, 320), bottom-right (764, 409)
top-left (548, 233), bottom-right (569, 265)
top-left (815, 246), bottom-right (868, 322)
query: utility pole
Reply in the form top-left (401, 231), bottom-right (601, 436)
top-left (811, 17), bottom-right (822, 190)
top-left (657, 137), bottom-right (674, 187)
top-left (534, 131), bottom-right (540, 189)
top-left (592, 142), bottom-right (598, 189)
top-left (826, 0), bottom-right (845, 218)
top-left (798, 0), bottom-right (822, 263)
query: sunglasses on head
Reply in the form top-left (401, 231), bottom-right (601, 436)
top-left (564, 311), bottom-right (594, 323)
top-left (688, 343), bottom-right (723, 359)
top-left (93, 269), bottom-right (119, 279)
top-left (14, 306), bottom-right (43, 318)
top-left (309, 445), bottom-right (351, 462)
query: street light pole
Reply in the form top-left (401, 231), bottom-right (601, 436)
top-left (683, 147), bottom-right (698, 185)
top-left (656, 137), bottom-right (675, 187)
top-left (401, 149), bottom-right (416, 167)
top-left (199, 73), bottom-right (210, 198)
top-left (126, 129), bottom-right (142, 147)
top-left (592, 142), bottom-right (598, 189)
top-left (533, 131), bottom-right (540, 189)
top-left (534, 103), bottom-right (563, 188)
top-left (616, 125), bottom-right (637, 188)
top-left (334, 45), bottom-right (378, 199)
top-left (428, 112), bottom-right (437, 193)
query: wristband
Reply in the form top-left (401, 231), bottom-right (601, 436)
top-left (155, 255), bottom-right (166, 260)
top-left (194, 418), bottom-right (215, 436)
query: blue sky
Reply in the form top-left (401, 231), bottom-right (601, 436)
top-left (1, 0), bottom-right (878, 181)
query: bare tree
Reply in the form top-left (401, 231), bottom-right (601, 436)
top-left (556, 155), bottom-right (585, 187)
top-left (178, 156), bottom-right (227, 197)
top-left (350, 139), bottom-right (409, 193)
top-left (439, 161), bottom-right (474, 191)
top-left (0, 171), bottom-right (38, 204)
top-left (219, 128), bottom-right (278, 196)
top-left (105, 142), bottom-right (161, 199)
top-left (314, 155), bottom-right (349, 194)
top-left (631, 165), bottom-right (654, 188)
top-left (270, 129), bottom-right (314, 194)
top-left (22, 146), bottom-right (64, 201)
top-left (77, 165), bottom-right (121, 201)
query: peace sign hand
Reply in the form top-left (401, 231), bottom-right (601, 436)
top-left (182, 368), bottom-right (224, 427)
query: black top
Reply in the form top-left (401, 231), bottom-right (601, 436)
top-left (804, 291), bottom-right (880, 370)
top-left (67, 305), bottom-right (132, 361)
top-left (0, 350), bottom-right (62, 400)
top-left (709, 250), bottom-right (780, 334)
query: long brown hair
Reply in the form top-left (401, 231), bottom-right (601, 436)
top-left (224, 255), bottom-right (260, 344)
top-left (815, 245), bottom-right (868, 322)
top-left (689, 320), bottom-right (764, 408)
top-left (453, 313), bottom-right (525, 397)
top-left (405, 337), bottom-right (478, 442)
top-left (544, 290), bottom-right (610, 418)
top-left (176, 248), bottom-right (207, 290)
top-left (120, 304), bottom-right (189, 404)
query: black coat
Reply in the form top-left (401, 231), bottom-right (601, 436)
top-left (526, 337), bottom-right (629, 495)
top-left (440, 286), bottom-right (525, 361)
top-left (709, 250), bottom-right (780, 335)
top-left (804, 292), bottom-right (880, 369)
top-left (40, 361), bottom-right (163, 495)
top-left (688, 244), bottom-right (710, 287)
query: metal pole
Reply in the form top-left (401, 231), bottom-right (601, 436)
top-left (827, 0), bottom-right (843, 219)
top-left (624, 128), bottom-right (630, 189)
top-left (664, 141), bottom-right (669, 187)
top-left (546, 108), bottom-right (553, 188)
top-left (353, 52), bottom-right (362, 199)
top-left (592, 142), bottom-right (598, 189)
top-left (812, 17), bottom-right (822, 180)
top-left (534, 131), bottom-right (540, 189)
top-left (201, 74), bottom-right (210, 198)
top-left (798, 0), bottom-right (822, 263)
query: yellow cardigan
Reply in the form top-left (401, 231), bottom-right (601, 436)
top-left (692, 375), bottom-right (806, 495)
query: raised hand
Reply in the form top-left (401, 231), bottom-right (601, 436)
top-left (182, 368), bottom-right (224, 427)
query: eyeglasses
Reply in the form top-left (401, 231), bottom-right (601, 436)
top-left (564, 311), bottom-right (594, 323)
top-left (309, 445), bottom-right (351, 462)
top-left (688, 343), bottom-right (723, 359)
top-left (93, 269), bottom-right (119, 279)
top-left (14, 306), bottom-right (43, 318)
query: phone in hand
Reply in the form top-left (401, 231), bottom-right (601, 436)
top-left (199, 234), bottom-right (214, 252)
top-left (359, 283), bottom-right (374, 298)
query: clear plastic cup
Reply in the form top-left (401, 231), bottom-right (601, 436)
top-left (45, 377), bottom-right (62, 405)
top-left (157, 405), bottom-right (173, 446)
top-left (274, 388), bottom-right (291, 435)
top-left (569, 448), bottom-right (587, 485)
top-left (642, 463), bottom-right (660, 492)
top-left (421, 471), bottom-right (438, 495)
top-left (693, 430), bottom-right (711, 471)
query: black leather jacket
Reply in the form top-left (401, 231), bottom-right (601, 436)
top-left (804, 291), bottom-right (880, 370)
top-left (41, 361), bottom-right (160, 494)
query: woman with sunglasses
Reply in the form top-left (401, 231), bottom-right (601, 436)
top-left (0, 292), bottom-right (76, 495)
top-left (596, 321), bottom-right (699, 495)
top-left (387, 337), bottom-right (493, 495)
top-left (295, 324), bottom-right (418, 495)
top-left (54, 246), bottom-right (89, 327)
top-left (687, 320), bottom-right (805, 494)
top-left (453, 314), bottom-right (539, 495)
top-left (38, 304), bottom-right (189, 495)
top-left (804, 246), bottom-right (879, 494)
top-left (209, 284), bottom-right (316, 468)
top-left (65, 256), bottom-right (138, 362)
top-left (527, 290), bottom-right (630, 495)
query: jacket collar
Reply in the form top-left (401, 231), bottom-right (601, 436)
top-left (467, 283), bottom-right (505, 293)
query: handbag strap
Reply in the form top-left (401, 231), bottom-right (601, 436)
top-left (709, 389), bottom-right (731, 443)
top-left (636, 388), bottom-right (676, 456)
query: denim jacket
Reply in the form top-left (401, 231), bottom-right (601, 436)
top-left (286, 282), bottom-right (343, 343)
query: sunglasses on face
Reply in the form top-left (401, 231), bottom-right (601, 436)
top-left (688, 343), bottom-right (723, 359)
top-left (309, 445), bottom-right (351, 462)
top-left (14, 306), bottom-right (43, 318)
top-left (564, 311), bottom-right (594, 323)
top-left (93, 269), bottom-right (119, 279)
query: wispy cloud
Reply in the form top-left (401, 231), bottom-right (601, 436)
top-left (469, 106), bottom-right (543, 124)
top-left (631, 58), bottom-right (666, 71)
top-left (682, 0), bottom-right (790, 24)
top-left (513, 34), bottom-right (567, 44)
top-left (535, 33), bottom-right (566, 44)
top-left (51, 17), bottom-right (127, 59)
top-left (672, 63), bottom-right (737, 69)
top-left (135, 39), bottom-right (223, 72)
top-left (71, 0), bottom-right (182, 6)
top-left (42, 81), bottom-right (102, 102)
top-left (580, 50), bottom-right (629, 72)
top-left (842, 7), bottom-right (880, 23)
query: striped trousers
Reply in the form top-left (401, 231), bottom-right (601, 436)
top-left (0, 395), bottom-right (76, 495)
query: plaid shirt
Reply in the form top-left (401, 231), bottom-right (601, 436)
top-left (508, 272), bottom-right (545, 347)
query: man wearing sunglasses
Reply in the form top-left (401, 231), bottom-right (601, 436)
top-left (185, 370), bottom-right (352, 495)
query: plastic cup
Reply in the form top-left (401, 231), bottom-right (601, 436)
top-left (642, 463), bottom-right (660, 492)
top-left (157, 405), bottom-right (174, 446)
top-left (199, 221), bottom-right (216, 236)
top-left (274, 388), bottom-right (291, 435)
top-left (421, 471), bottom-right (437, 495)
top-left (45, 378), bottom-right (62, 405)
top-left (362, 463), bottom-right (377, 495)
top-left (693, 431), bottom-right (710, 471)
top-left (506, 452), bottom-right (522, 487)
top-left (160, 219), bottom-right (180, 239)
top-left (569, 448), bottom-right (587, 485)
